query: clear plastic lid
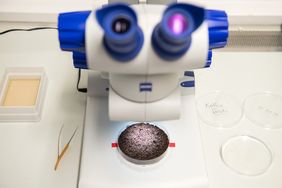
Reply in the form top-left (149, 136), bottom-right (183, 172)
top-left (196, 92), bottom-right (243, 128)
top-left (221, 135), bottom-right (272, 176)
top-left (244, 93), bottom-right (282, 129)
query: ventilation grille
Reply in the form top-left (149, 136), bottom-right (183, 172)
top-left (223, 30), bottom-right (282, 51)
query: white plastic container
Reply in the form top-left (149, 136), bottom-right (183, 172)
top-left (0, 67), bottom-right (48, 122)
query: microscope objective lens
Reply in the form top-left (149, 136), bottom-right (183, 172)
top-left (112, 18), bottom-right (131, 34)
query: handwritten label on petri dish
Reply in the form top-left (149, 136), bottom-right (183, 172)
top-left (197, 93), bottom-right (242, 128)
top-left (245, 93), bottom-right (282, 129)
top-left (258, 106), bottom-right (279, 118)
top-left (205, 102), bottom-right (228, 116)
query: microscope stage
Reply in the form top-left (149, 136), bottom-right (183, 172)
top-left (79, 95), bottom-right (208, 188)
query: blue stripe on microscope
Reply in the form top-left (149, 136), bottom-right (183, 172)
top-left (205, 50), bottom-right (213, 68)
top-left (181, 81), bottom-right (195, 87)
top-left (140, 83), bottom-right (152, 92)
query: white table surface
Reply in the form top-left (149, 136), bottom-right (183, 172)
top-left (0, 22), bottom-right (282, 188)
top-left (0, 23), bottom-right (87, 188)
top-left (195, 52), bottom-right (282, 188)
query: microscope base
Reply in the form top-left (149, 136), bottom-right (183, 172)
top-left (78, 94), bottom-right (208, 188)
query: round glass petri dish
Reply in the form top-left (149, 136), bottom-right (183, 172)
top-left (244, 93), bottom-right (282, 129)
top-left (221, 135), bottom-right (272, 176)
top-left (196, 92), bottom-right (243, 128)
top-left (117, 123), bottom-right (169, 165)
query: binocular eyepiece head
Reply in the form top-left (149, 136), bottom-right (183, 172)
top-left (58, 3), bottom-right (228, 69)
top-left (96, 3), bottom-right (205, 62)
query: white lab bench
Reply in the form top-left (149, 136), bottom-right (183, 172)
top-left (0, 23), bottom-right (87, 188)
top-left (0, 22), bottom-right (282, 188)
top-left (196, 52), bottom-right (282, 188)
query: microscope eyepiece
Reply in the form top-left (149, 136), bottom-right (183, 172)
top-left (96, 4), bottom-right (144, 62)
top-left (167, 13), bottom-right (189, 36)
top-left (112, 17), bottom-right (131, 34)
top-left (152, 4), bottom-right (205, 60)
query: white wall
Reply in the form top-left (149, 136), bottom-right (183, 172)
top-left (0, 0), bottom-right (107, 22)
top-left (0, 0), bottom-right (281, 24)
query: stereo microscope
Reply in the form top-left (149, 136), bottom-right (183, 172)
top-left (58, 2), bottom-right (228, 188)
